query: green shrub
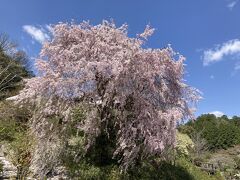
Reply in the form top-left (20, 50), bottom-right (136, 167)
top-left (0, 101), bottom-right (32, 178)
top-left (176, 131), bottom-right (194, 157)
top-left (6, 131), bottom-right (33, 178)
top-left (0, 101), bottom-right (30, 142)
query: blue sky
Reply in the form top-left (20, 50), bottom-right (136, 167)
top-left (1, 0), bottom-right (240, 117)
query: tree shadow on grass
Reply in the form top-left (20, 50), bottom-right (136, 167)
top-left (128, 161), bottom-right (194, 180)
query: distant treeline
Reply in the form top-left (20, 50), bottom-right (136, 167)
top-left (178, 114), bottom-right (240, 150)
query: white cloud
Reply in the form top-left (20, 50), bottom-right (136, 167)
top-left (23, 25), bottom-right (50, 44)
top-left (227, 0), bottom-right (238, 10)
top-left (209, 111), bottom-right (224, 117)
top-left (203, 39), bottom-right (240, 66)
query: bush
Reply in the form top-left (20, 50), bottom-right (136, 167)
top-left (0, 101), bottom-right (30, 142)
top-left (0, 101), bottom-right (32, 178)
top-left (5, 131), bottom-right (32, 178)
top-left (176, 131), bottom-right (194, 157)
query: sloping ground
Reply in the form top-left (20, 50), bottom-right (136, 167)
top-left (207, 145), bottom-right (240, 179)
top-left (0, 157), bottom-right (67, 179)
top-left (0, 150), bottom-right (68, 179)
top-left (208, 145), bottom-right (240, 166)
top-left (0, 150), bottom-right (17, 179)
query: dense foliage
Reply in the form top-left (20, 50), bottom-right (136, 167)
top-left (176, 131), bottom-right (194, 157)
top-left (179, 114), bottom-right (240, 150)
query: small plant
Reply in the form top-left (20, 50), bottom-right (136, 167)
top-left (234, 157), bottom-right (240, 169)
top-left (0, 161), bottom-right (3, 176)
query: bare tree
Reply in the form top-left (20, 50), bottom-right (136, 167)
top-left (191, 131), bottom-right (208, 157)
top-left (0, 33), bottom-right (17, 55)
top-left (0, 65), bottom-right (16, 93)
top-left (0, 33), bottom-right (30, 99)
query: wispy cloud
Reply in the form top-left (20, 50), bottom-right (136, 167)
top-left (227, 0), bottom-right (239, 10)
top-left (45, 24), bottom-right (53, 32)
top-left (210, 75), bottom-right (215, 79)
top-left (203, 39), bottom-right (240, 66)
top-left (234, 62), bottom-right (240, 70)
top-left (230, 62), bottom-right (240, 76)
top-left (209, 111), bottom-right (224, 117)
top-left (22, 25), bottom-right (50, 44)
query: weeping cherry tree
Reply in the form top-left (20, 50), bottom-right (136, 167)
top-left (12, 20), bottom-right (200, 175)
